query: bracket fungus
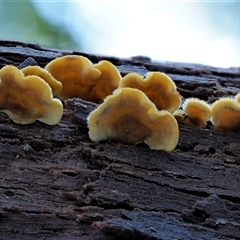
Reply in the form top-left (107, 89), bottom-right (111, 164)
top-left (45, 55), bottom-right (101, 101)
top-left (211, 97), bottom-right (240, 132)
top-left (88, 60), bottom-right (122, 103)
top-left (0, 65), bottom-right (63, 125)
top-left (21, 66), bottom-right (62, 96)
top-left (174, 98), bottom-right (211, 128)
top-left (118, 72), bottom-right (181, 113)
top-left (88, 87), bottom-right (179, 152)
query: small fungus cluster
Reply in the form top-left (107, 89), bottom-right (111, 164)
top-left (0, 54), bottom-right (239, 152)
top-left (174, 94), bottom-right (240, 133)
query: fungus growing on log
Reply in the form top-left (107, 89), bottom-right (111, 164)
top-left (45, 55), bottom-right (101, 100)
top-left (88, 60), bottom-right (122, 103)
top-left (21, 65), bottom-right (62, 96)
top-left (175, 98), bottom-right (211, 128)
top-left (211, 97), bottom-right (240, 132)
top-left (118, 72), bottom-right (181, 113)
top-left (0, 65), bottom-right (63, 125)
top-left (88, 87), bottom-right (179, 152)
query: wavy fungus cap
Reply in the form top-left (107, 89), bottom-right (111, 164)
top-left (0, 65), bottom-right (63, 125)
top-left (211, 97), bottom-right (240, 132)
top-left (118, 72), bottom-right (181, 113)
top-left (89, 60), bottom-right (122, 103)
top-left (88, 87), bottom-right (179, 152)
top-left (21, 65), bottom-right (62, 96)
top-left (45, 55), bottom-right (101, 101)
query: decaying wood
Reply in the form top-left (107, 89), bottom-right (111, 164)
top-left (0, 40), bottom-right (240, 239)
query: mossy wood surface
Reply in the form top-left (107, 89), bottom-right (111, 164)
top-left (0, 40), bottom-right (240, 240)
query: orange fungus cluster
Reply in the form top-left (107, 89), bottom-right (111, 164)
top-left (0, 54), bottom-right (238, 151)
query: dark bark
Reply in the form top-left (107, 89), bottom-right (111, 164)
top-left (0, 40), bottom-right (240, 239)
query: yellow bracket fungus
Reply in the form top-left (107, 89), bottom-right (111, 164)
top-left (89, 60), bottom-right (122, 103)
top-left (21, 66), bottom-right (62, 96)
top-left (45, 55), bottom-right (101, 101)
top-left (0, 65), bottom-right (63, 125)
top-left (211, 97), bottom-right (240, 132)
top-left (118, 72), bottom-right (181, 113)
top-left (88, 87), bottom-right (179, 152)
top-left (176, 98), bottom-right (211, 128)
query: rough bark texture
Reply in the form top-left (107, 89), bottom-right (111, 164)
top-left (0, 40), bottom-right (240, 240)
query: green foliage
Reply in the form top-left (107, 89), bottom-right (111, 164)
top-left (0, 1), bottom-right (81, 50)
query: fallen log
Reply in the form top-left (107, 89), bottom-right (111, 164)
top-left (0, 40), bottom-right (240, 239)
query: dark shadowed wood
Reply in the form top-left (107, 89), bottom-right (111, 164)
top-left (0, 40), bottom-right (240, 239)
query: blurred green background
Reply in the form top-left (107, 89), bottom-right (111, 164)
top-left (0, 1), bottom-right (81, 50)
